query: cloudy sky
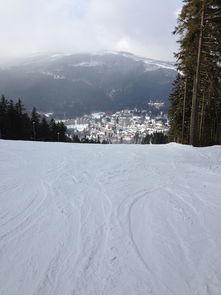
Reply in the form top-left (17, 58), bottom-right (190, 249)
top-left (0, 0), bottom-right (182, 62)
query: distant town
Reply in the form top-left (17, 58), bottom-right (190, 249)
top-left (54, 102), bottom-right (169, 144)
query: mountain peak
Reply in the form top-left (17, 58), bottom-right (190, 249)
top-left (0, 51), bottom-right (176, 117)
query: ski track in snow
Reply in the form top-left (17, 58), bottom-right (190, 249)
top-left (0, 141), bottom-right (221, 295)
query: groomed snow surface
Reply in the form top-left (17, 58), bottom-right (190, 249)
top-left (0, 140), bottom-right (221, 295)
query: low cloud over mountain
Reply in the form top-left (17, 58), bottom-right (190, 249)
top-left (0, 51), bottom-right (177, 117)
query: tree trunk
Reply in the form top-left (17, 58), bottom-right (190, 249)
top-left (182, 79), bottom-right (187, 144)
top-left (189, 0), bottom-right (205, 146)
top-left (199, 92), bottom-right (205, 144)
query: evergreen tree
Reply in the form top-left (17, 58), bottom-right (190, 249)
top-left (49, 119), bottom-right (58, 141)
top-left (0, 95), bottom-right (7, 139)
top-left (0, 97), bottom-right (68, 143)
top-left (73, 134), bottom-right (81, 143)
top-left (39, 117), bottom-right (50, 141)
top-left (142, 133), bottom-right (168, 144)
top-left (31, 107), bottom-right (40, 140)
top-left (14, 99), bottom-right (31, 140)
top-left (0, 97), bottom-right (31, 140)
top-left (56, 122), bottom-right (67, 142)
top-left (7, 100), bottom-right (17, 139)
top-left (169, 0), bottom-right (221, 146)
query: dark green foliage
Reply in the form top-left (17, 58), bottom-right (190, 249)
top-left (0, 96), bottom-right (68, 142)
top-left (39, 117), bottom-right (51, 141)
top-left (80, 137), bottom-right (89, 143)
top-left (101, 139), bottom-right (109, 144)
top-left (169, 0), bottom-right (221, 146)
top-left (72, 134), bottom-right (81, 143)
top-left (153, 133), bottom-right (169, 144)
top-left (48, 119), bottom-right (67, 142)
top-left (168, 75), bottom-right (191, 144)
top-left (142, 133), bottom-right (168, 144)
top-left (0, 96), bottom-right (31, 140)
top-left (31, 107), bottom-right (40, 140)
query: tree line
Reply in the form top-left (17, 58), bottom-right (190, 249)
top-left (0, 96), bottom-right (67, 142)
top-left (142, 132), bottom-right (168, 144)
top-left (169, 0), bottom-right (221, 146)
top-left (0, 96), bottom-right (111, 144)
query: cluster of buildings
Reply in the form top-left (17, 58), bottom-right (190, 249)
top-left (61, 107), bottom-right (169, 144)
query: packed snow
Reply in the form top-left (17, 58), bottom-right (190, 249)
top-left (0, 140), bottom-right (221, 295)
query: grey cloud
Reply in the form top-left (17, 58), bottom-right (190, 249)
top-left (0, 0), bottom-right (183, 62)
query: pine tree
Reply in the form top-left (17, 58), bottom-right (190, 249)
top-left (56, 122), bottom-right (67, 142)
top-left (31, 107), bottom-right (40, 140)
top-left (169, 0), bottom-right (221, 146)
top-left (49, 119), bottom-right (58, 141)
top-left (169, 75), bottom-right (184, 142)
top-left (0, 95), bottom-right (7, 139)
top-left (39, 117), bottom-right (50, 141)
top-left (0, 97), bottom-right (69, 143)
top-left (14, 99), bottom-right (31, 140)
top-left (73, 134), bottom-right (80, 143)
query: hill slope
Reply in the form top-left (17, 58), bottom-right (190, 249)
top-left (0, 141), bottom-right (221, 295)
top-left (0, 52), bottom-right (176, 117)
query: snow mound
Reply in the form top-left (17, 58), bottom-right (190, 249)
top-left (0, 140), bottom-right (221, 295)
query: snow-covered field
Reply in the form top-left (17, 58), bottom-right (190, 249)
top-left (0, 140), bottom-right (221, 295)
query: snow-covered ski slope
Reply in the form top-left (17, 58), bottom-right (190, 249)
top-left (0, 140), bottom-right (221, 295)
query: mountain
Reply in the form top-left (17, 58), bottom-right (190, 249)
top-left (0, 51), bottom-right (177, 117)
top-left (1, 140), bottom-right (221, 294)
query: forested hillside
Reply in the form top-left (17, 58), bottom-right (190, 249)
top-left (0, 52), bottom-right (176, 117)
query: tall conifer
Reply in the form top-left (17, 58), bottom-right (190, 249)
top-left (169, 0), bottom-right (221, 146)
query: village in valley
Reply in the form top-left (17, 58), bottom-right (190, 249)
top-left (58, 102), bottom-right (169, 144)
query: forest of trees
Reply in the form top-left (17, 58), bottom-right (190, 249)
top-left (0, 96), bottom-right (109, 144)
top-left (0, 96), bottom-right (68, 142)
top-left (169, 0), bottom-right (221, 146)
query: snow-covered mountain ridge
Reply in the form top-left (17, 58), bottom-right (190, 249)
top-left (0, 140), bottom-right (221, 295)
top-left (0, 51), bottom-right (176, 117)
top-left (6, 51), bottom-right (175, 71)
